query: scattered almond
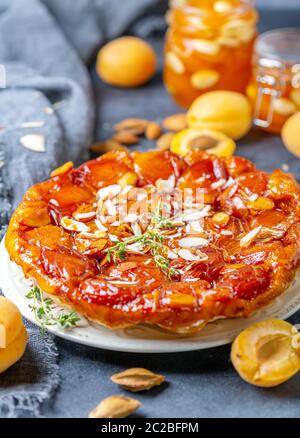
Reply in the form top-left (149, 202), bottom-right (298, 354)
top-left (88, 395), bottom-right (140, 418)
top-left (145, 122), bottom-right (161, 140)
top-left (114, 118), bottom-right (148, 133)
top-left (89, 140), bottom-right (128, 154)
top-left (61, 217), bottom-right (90, 233)
top-left (20, 134), bottom-right (46, 152)
top-left (240, 226), bottom-right (262, 248)
top-left (157, 132), bottom-right (174, 151)
top-left (113, 131), bottom-right (140, 145)
top-left (162, 113), bottom-right (187, 132)
top-left (111, 368), bottom-right (165, 392)
top-left (178, 237), bottom-right (209, 248)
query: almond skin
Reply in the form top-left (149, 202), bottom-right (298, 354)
top-left (112, 131), bottom-right (140, 145)
top-left (162, 113), bottom-right (187, 132)
top-left (114, 118), bottom-right (149, 133)
top-left (145, 122), bottom-right (161, 140)
top-left (89, 395), bottom-right (141, 418)
top-left (111, 367), bottom-right (165, 392)
top-left (89, 140), bottom-right (128, 154)
top-left (156, 132), bottom-right (174, 151)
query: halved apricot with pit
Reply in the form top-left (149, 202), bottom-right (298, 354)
top-left (171, 129), bottom-right (236, 158)
top-left (231, 319), bottom-right (300, 387)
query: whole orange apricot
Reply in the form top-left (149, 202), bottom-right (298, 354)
top-left (96, 37), bottom-right (157, 88)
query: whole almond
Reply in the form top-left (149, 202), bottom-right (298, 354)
top-left (113, 131), bottom-right (140, 145)
top-left (162, 113), bottom-right (187, 132)
top-left (156, 132), bottom-right (174, 151)
top-left (89, 395), bottom-right (140, 418)
top-left (145, 122), bottom-right (161, 140)
top-left (89, 140), bottom-right (128, 154)
top-left (114, 118), bottom-right (149, 133)
top-left (111, 368), bottom-right (165, 392)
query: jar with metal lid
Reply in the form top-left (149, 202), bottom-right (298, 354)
top-left (247, 28), bottom-right (300, 134)
top-left (164, 0), bottom-right (258, 108)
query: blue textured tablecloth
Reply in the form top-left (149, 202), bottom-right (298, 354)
top-left (1, 0), bottom-right (300, 418)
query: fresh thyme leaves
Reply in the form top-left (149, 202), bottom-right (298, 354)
top-left (151, 212), bottom-right (175, 229)
top-left (25, 285), bottom-right (80, 335)
top-left (105, 213), bottom-right (180, 278)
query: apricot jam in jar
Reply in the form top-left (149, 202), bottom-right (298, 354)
top-left (247, 28), bottom-right (300, 134)
top-left (164, 0), bottom-right (258, 108)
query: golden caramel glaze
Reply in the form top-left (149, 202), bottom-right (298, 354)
top-left (5, 150), bottom-right (300, 333)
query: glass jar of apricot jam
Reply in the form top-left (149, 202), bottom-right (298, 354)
top-left (247, 28), bottom-right (300, 134)
top-left (164, 0), bottom-right (258, 108)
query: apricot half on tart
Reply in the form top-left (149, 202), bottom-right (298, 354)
top-left (5, 150), bottom-right (300, 334)
top-left (231, 320), bottom-right (300, 387)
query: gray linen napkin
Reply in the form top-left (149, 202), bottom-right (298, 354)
top-left (0, 0), bottom-right (159, 418)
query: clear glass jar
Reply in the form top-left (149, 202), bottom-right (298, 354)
top-left (164, 0), bottom-right (258, 108)
top-left (247, 28), bottom-right (300, 134)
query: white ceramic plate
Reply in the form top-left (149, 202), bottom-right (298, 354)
top-left (1, 238), bottom-right (300, 353)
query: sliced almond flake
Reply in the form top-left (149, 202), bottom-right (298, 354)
top-left (97, 184), bottom-right (121, 201)
top-left (220, 230), bottom-right (233, 236)
top-left (196, 176), bottom-right (206, 183)
top-left (211, 178), bottom-right (226, 190)
top-left (167, 249), bottom-right (178, 260)
top-left (177, 249), bottom-right (202, 261)
top-left (178, 237), bottom-right (209, 248)
top-left (95, 219), bottom-right (108, 232)
top-left (108, 280), bottom-right (138, 286)
top-left (260, 227), bottom-right (286, 239)
top-left (131, 222), bottom-right (142, 236)
top-left (183, 202), bottom-right (204, 208)
top-left (223, 177), bottom-right (235, 189)
top-left (20, 134), bottom-right (45, 152)
top-left (240, 226), bottom-right (262, 248)
top-left (189, 221), bottom-right (204, 233)
top-left (126, 242), bottom-right (145, 254)
top-left (162, 230), bottom-right (182, 239)
top-left (20, 121), bottom-right (44, 128)
top-left (155, 174), bottom-right (176, 193)
top-left (78, 230), bottom-right (107, 239)
top-left (73, 211), bottom-right (96, 221)
top-left (104, 199), bottom-right (117, 216)
top-left (121, 185), bottom-right (134, 195)
top-left (124, 213), bottom-right (138, 223)
top-left (61, 217), bottom-right (89, 233)
top-left (111, 221), bottom-right (121, 226)
top-left (248, 193), bottom-right (258, 202)
top-left (180, 205), bottom-right (211, 222)
top-left (108, 234), bottom-right (119, 242)
top-left (137, 192), bottom-right (147, 202)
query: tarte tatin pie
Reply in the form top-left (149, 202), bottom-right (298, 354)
top-left (6, 150), bottom-right (300, 333)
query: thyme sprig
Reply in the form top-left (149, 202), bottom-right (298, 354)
top-left (26, 286), bottom-right (80, 335)
top-left (105, 211), bottom-right (180, 278)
